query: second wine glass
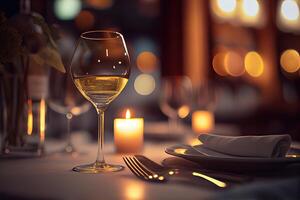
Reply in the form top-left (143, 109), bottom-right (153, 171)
top-left (48, 68), bottom-right (91, 155)
top-left (70, 30), bottom-right (130, 173)
top-left (159, 76), bottom-right (193, 132)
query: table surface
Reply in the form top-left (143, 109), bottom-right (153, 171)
top-left (0, 139), bottom-right (299, 200)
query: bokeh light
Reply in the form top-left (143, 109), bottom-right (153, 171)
top-left (212, 52), bottom-right (227, 76)
top-left (178, 105), bottom-right (190, 118)
top-left (54, 0), bottom-right (82, 20)
top-left (280, 49), bottom-right (300, 73)
top-left (136, 51), bottom-right (158, 73)
top-left (134, 74), bottom-right (156, 95)
top-left (280, 0), bottom-right (300, 21)
top-left (217, 0), bottom-right (236, 13)
top-left (242, 0), bottom-right (259, 17)
top-left (75, 10), bottom-right (95, 30)
top-left (244, 51), bottom-right (264, 77)
top-left (211, 0), bottom-right (237, 19)
top-left (124, 182), bottom-right (145, 200)
top-left (85, 0), bottom-right (113, 10)
top-left (224, 51), bottom-right (245, 77)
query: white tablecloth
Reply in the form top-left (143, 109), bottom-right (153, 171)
top-left (0, 141), bottom-right (214, 200)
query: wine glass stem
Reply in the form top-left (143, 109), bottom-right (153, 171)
top-left (96, 110), bottom-right (105, 164)
top-left (66, 113), bottom-right (73, 147)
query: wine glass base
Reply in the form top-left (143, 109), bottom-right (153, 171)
top-left (72, 162), bottom-right (124, 173)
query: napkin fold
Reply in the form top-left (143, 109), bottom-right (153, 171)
top-left (197, 134), bottom-right (292, 158)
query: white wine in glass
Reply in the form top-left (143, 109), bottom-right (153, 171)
top-left (70, 31), bottom-right (130, 173)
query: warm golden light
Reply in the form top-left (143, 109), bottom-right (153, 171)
top-left (177, 105), bottom-right (190, 118)
top-left (125, 109), bottom-right (131, 119)
top-left (189, 138), bottom-right (203, 146)
top-left (114, 111), bottom-right (144, 153)
top-left (27, 99), bottom-right (33, 135)
top-left (124, 182), bottom-right (145, 200)
top-left (168, 171), bottom-right (175, 175)
top-left (242, 0), bottom-right (259, 17)
top-left (75, 10), bottom-right (95, 30)
top-left (192, 172), bottom-right (227, 188)
top-left (211, 0), bottom-right (237, 19)
top-left (174, 148), bottom-right (187, 155)
top-left (281, 0), bottom-right (300, 21)
top-left (158, 176), bottom-right (164, 181)
top-left (212, 52), bottom-right (227, 76)
top-left (40, 99), bottom-right (46, 142)
top-left (224, 51), bottom-right (245, 77)
top-left (192, 111), bottom-right (215, 134)
top-left (280, 49), bottom-right (300, 73)
top-left (136, 51), bottom-right (158, 73)
top-left (134, 74), bottom-right (156, 95)
top-left (244, 51), bottom-right (264, 77)
top-left (217, 0), bottom-right (236, 13)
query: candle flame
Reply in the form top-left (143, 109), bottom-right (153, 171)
top-left (125, 109), bottom-right (131, 119)
top-left (40, 99), bottom-right (46, 142)
top-left (27, 99), bottom-right (33, 135)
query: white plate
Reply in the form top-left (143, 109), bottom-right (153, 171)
top-left (165, 144), bottom-right (300, 172)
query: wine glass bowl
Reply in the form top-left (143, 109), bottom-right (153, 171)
top-left (70, 30), bottom-right (130, 173)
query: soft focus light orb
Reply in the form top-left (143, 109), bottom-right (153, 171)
top-left (242, 0), bottom-right (259, 17)
top-left (224, 51), bottom-right (244, 77)
top-left (178, 105), bottom-right (190, 118)
top-left (217, 0), bottom-right (237, 13)
top-left (281, 0), bottom-right (300, 21)
top-left (136, 51), bottom-right (158, 73)
top-left (244, 51), bottom-right (264, 77)
top-left (134, 74), bottom-right (156, 95)
top-left (75, 10), bottom-right (95, 30)
top-left (54, 0), bottom-right (82, 20)
top-left (124, 182), bottom-right (144, 200)
top-left (280, 49), bottom-right (300, 73)
top-left (212, 52), bottom-right (227, 76)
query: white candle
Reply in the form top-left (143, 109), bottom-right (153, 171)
top-left (192, 110), bottom-right (214, 134)
top-left (114, 110), bottom-right (144, 153)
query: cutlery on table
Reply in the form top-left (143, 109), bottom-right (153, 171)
top-left (123, 156), bottom-right (227, 188)
top-left (123, 156), bottom-right (166, 183)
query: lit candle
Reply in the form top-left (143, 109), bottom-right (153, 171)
top-left (192, 110), bottom-right (215, 134)
top-left (114, 109), bottom-right (144, 153)
top-left (40, 98), bottom-right (46, 144)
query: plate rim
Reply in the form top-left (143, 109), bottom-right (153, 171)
top-left (165, 144), bottom-right (300, 163)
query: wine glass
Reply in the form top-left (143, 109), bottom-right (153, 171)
top-left (70, 30), bottom-right (130, 173)
top-left (48, 68), bottom-right (91, 155)
top-left (159, 76), bottom-right (193, 132)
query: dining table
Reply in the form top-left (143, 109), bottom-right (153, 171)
top-left (0, 135), bottom-right (299, 200)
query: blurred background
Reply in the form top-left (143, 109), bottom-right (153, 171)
top-left (1, 0), bottom-right (300, 142)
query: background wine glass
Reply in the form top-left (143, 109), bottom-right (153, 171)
top-left (159, 76), bottom-right (193, 132)
top-left (48, 68), bottom-right (91, 155)
top-left (70, 30), bottom-right (130, 173)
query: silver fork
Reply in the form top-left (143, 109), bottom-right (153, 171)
top-left (123, 156), bottom-right (166, 183)
top-left (123, 156), bottom-right (227, 188)
top-left (124, 156), bottom-right (227, 187)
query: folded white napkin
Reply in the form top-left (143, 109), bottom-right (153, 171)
top-left (197, 134), bottom-right (292, 158)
